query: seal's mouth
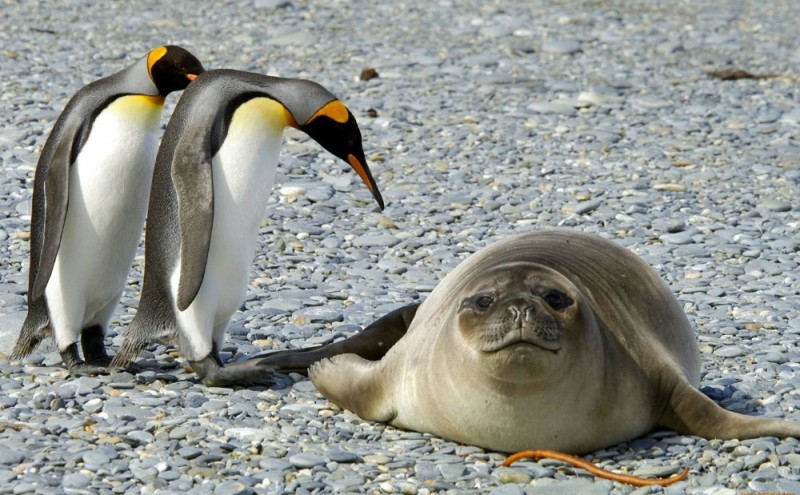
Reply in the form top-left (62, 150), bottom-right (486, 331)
top-left (487, 338), bottom-right (561, 354)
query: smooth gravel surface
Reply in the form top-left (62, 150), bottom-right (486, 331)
top-left (1, 1), bottom-right (799, 493)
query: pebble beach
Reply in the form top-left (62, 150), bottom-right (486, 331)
top-left (1, 0), bottom-right (799, 493)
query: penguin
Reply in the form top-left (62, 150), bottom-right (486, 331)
top-left (11, 46), bottom-right (205, 374)
top-left (110, 69), bottom-right (384, 386)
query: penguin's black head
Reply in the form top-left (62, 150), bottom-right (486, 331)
top-left (148, 45), bottom-right (205, 96)
top-left (299, 100), bottom-right (384, 210)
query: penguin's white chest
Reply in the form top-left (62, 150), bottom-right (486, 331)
top-left (48, 95), bottom-right (164, 316)
top-left (71, 95), bottom-right (164, 223)
top-left (176, 97), bottom-right (290, 331)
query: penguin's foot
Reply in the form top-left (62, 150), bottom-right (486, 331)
top-left (60, 343), bottom-right (108, 377)
top-left (190, 349), bottom-right (277, 388)
top-left (81, 326), bottom-right (112, 367)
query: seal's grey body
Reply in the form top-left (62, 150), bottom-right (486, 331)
top-left (258, 230), bottom-right (800, 453)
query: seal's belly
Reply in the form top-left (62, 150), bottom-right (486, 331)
top-left (392, 354), bottom-right (658, 454)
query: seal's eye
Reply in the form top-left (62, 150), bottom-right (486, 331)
top-left (475, 295), bottom-right (494, 310)
top-left (461, 294), bottom-right (494, 312)
top-left (543, 290), bottom-right (573, 310)
top-left (463, 294), bottom-right (494, 311)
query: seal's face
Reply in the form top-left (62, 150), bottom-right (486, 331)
top-left (456, 262), bottom-right (585, 383)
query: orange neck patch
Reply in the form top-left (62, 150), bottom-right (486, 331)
top-left (147, 46), bottom-right (168, 78)
top-left (306, 100), bottom-right (349, 125)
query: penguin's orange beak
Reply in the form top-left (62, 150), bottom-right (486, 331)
top-left (187, 74), bottom-right (198, 81)
top-left (347, 153), bottom-right (384, 209)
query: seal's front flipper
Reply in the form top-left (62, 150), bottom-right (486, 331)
top-left (189, 344), bottom-right (274, 387)
top-left (660, 379), bottom-right (800, 440)
top-left (310, 354), bottom-right (396, 423)
top-left (253, 302), bottom-right (421, 374)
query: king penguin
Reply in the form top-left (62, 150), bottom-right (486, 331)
top-left (11, 46), bottom-right (205, 374)
top-left (110, 69), bottom-right (384, 386)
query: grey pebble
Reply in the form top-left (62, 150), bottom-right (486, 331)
top-left (292, 306), bottom-right (343, 323)
top-left (351, 233), bottom-right (401, 248)
top-left (0, 449), bottom-right (26, 465)
top-left (331, 477), bottom-right (367, 491)
top-left (259, 458), bottom-right (292, 470)
top-left (289, 452), bottom-right (325, 468)
top-left (540, 39), bottom-right (582, 54)
top-left (179, 446), bottom-right (204, 460)
top-left (528, 101), bottom-right (577, 115)
top-left (777, 479), bottom-right (800, 493)
top-left (527, 479), bottom-right (611, 495)
top-left (415, 460), bottom-right (438, 480)
top-left (438, 462), bottom-right (466, 479)
top-left (714, 346), bottom-right (746, 358)
top-left (659, 231), bottom-right (695, 245)
top-left (254, 0), bottom-right (292, 8)
top-left (632, 464), bottom-right (684, 477)
top-left (214, 481), bottom-right (255, 495)
top-left (490, 485), bottom-right (526, 495)
top-left (169, 426), bottom-right (190, 440)
top-left (185, 393), bottom-right (209, 408)
top-left (328, 450), bottom-right (361, 463)
top-left (760, 200), bottom-right (792, 212)
top-left (82, 450), bottom-right (111, 470)
top-left (126, 431), bottom-right (155, 447)
top-left (573, 199), bottom-right (603, 215)
top-left (62, 472), bottom-right (92, 489)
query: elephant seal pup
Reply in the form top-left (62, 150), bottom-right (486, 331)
top-left (257, 229), bottom-right (800, 454)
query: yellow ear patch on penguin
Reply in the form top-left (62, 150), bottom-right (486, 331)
top-left (306, 100), bottom-right (350, 125)
top-left (147, 46), bottom-right (168, 77)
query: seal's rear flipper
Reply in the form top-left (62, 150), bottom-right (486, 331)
top-left (252, 303), bottom-right (420, 375)
top-left (660, 379), bottom-right (800, 440)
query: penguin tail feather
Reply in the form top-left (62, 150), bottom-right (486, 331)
top-left (11, 306), bottom-right (51, 359)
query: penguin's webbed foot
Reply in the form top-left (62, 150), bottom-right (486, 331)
top-left (60, 343), bottom-right (108, 376)
top-left (81, 326), bottom-right (112, 367)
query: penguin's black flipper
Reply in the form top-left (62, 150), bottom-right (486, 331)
top-left (251, 302), bottom-right (421, 376)
top-left (171, 116), bottom-right (215, 311)
top-left (29, 93), bottom-right (103, 301)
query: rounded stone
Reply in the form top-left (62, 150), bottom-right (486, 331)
top-left (540, 39), bottom-right (582, 54)
top-left (289, 452), bottom-right (325, 469)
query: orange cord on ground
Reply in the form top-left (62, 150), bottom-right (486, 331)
top-left (502, 449), bottom-right (689, 487)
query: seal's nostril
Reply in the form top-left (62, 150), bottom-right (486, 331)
top-left (509, 307), bottom-right (520, 321)
top-left (524, 307), bottom-right (534, 321)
